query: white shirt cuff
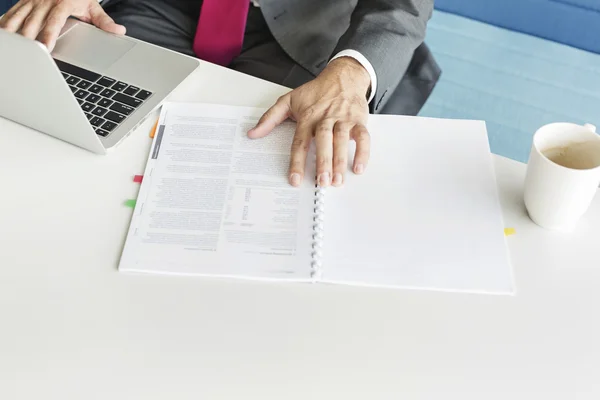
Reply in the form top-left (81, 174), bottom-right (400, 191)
top-left (329, 50), bottom-right (377, 104)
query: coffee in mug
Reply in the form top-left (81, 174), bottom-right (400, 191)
top-left (542, 141), bottom-right (600, 170)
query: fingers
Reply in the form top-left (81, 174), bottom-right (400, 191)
top-left (88, 3), bottom-right (126, 35)
top-left (0, 1), bottom-right (123, 51)
top-left (288, 121), bottom-right (312, 187)
top-left (248, 95), bottom-right (291, 139)
top-left (314, 118), bottom-right (334, 187)
top-left (331, 121), bottom-right (351, 186)
top-left (37, 3), bottom-right (70, 51)
top-left (19, 2), bottom-right (53, 40)
top-left (0, 1), bottom-right (34, 32)
top-left (351, 123), bottom-right (370, 174)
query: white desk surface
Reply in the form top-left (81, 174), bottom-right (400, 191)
top-left (1, 62), bottom-right (599, 400)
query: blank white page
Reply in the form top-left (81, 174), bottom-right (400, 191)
top-left (320, 116), bottom-right (514, 294)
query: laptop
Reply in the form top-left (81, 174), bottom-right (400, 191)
top-left (0, 19), bottom-right (200, 154)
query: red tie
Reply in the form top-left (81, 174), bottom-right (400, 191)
top-left (193, 0), bottom-right (250, 66)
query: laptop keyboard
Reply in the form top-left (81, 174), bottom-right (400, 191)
top-left (54, 59), bottom-right (153, 137)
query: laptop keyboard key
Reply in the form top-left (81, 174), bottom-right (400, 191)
top-left (86, 94), bottom-right (101, 104)
top-left (90, 116), bottom-right (105, 127)
top-left (77, 98), bottom-right (84, 105)
top-left (54, 59), bottom-right (101, 82)
top-left (95, 128), bottom-right (110, 137)
top-left (76, 80), bottom-right (92, 90)
top-left (66, 76), bottom-right (80, 85)
top-left (135, 90), bottom-right (152, 100)
top-left (61, 72), bottom-right (69, 79)
top-left (113, 93), bottom-right (142, 108)
top-left (69, 85), bottom-right (78, 93)
top-left (100, 88), bottom-right (116, 98)
top-left (101, 121), bottom-right (118, 132)
top-left (89, 84), bottom-right (103, 94)
top-left (112, 81), bottom-right (128, 91)
top-left (74, 89), bottom-right (89, 99)
top-left (82, 102), bottom-right (95, 112)
top-left (97, 77), bottom-right (116, 87)
top-left (92, 106), bottom-right (108, 117)
top-left (109, 102), bottom-right (134, 116)
top-left (98, 98), bottom-right (114, 108)
top-left (123, 85), bottom-right (139, 96)
top-left (104, 111), bottom-right (126, 124)
top-left (85, 113), bottom-right (94, 121)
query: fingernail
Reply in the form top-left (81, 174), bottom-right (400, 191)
top-left (332, 173), bottom-right (343, 186)
top-left (290, 173), bottom-right (301, 186)
top-left (355, 164), bottom-right (364, 174)
top-left (318, 172), bottom-right (331, 187)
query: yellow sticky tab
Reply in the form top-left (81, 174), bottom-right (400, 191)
top-left (149, 119), bottom-right (159, 138)
top-left (504, 228), bottom-right (516, 236)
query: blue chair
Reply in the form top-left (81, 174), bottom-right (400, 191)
top-left (420, 0), bottom-right (600, 162)
top-left (435, 0), bottom-right (600, 55)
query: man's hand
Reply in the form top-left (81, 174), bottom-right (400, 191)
top-left (248, 57), bottom-right (371, 188)
top-left (0, 0), bottom-right (125, 51)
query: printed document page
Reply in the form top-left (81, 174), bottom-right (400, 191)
top-left (119, 103), bottom-right (315, 280)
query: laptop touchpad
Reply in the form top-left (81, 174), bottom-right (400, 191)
top-left (52, 23), bottom-right (135, 71)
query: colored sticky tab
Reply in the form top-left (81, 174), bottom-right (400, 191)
top-left (504, 228), bottom-right (516, 236)
top-left (149, 119), bottom-right (159, 138)
top-left (125, 199), bottom-right (137, 208)
top-left (133, 175), bottom-right (143, 183)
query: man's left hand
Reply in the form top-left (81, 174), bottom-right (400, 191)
top-left (248, 57), bottom-right (371, 188)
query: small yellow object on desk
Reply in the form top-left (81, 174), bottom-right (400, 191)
top-left (504, 228), bottom-right (516, 236)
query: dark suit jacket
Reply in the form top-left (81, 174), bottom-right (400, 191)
top-left (259, 0), bottom-right (441, 114)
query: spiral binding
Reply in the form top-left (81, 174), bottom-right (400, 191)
top-left (311, 184), bottom-right (326, 281)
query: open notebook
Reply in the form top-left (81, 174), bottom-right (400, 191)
top-left (119, 103), bottom-right (514, 294)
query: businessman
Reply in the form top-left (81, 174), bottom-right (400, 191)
top-left (0, 0), bottom-right (440, 187)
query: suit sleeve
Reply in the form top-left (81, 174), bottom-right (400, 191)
top-left (332, 0), bottom-right (434, 113)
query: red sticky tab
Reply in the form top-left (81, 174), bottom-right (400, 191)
top-left (133, 175), bottom-right (143, 183)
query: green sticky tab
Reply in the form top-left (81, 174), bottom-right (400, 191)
top-left (125, 199), bottom-right (137, 208)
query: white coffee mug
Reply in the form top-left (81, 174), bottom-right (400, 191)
top-left (524, 122), bottom-right (600, 231)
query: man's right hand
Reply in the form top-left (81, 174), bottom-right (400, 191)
top-left (0, 0), bottom-right (125, 51)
